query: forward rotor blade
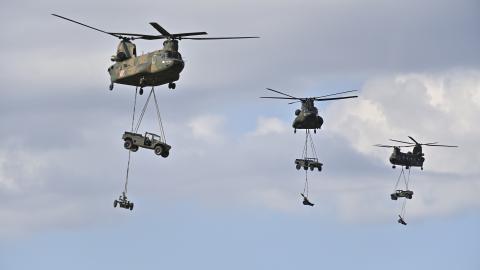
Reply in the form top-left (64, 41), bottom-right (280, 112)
top-left (52, 14), bottom-right (122, 39)
top-left (389, 139), bottom-right (413, 144)
top-left (374, 144), bottom-right (394, 148)
top-left (260, 96), bottom-right (299, 100)
top-left (314, 95), bottom-right (358, 101)
top-left (288, 100), bottom-right (302, 105)
top-left (265, 88), bottom-right (298, 99)
top-left (313, 90), bottom-right (358, 99)
top-left (181, 36), bottom-right (259, 40)
top-left (408, 136), bottom-right (420, 145)
top-left (110, 33), bottom-right (167, 40)
top-left (150, 22), bottom-right (171, 36)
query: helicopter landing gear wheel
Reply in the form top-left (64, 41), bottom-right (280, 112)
top-left (392, 165), bottom-right (396, 169)
top-left (168, 82), bottom-right (176, 89)
top-left (109, 83), bottom-right (114, 91)
top-left (421, 167), bottom-right (423, 170)
top-left (139, 88), bottom-right (144, 95)
top-left (294, 129), bottom-right (297, 134)
top-left (314, 129), bottom-right (316, 134)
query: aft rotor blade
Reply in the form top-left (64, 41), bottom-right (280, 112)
top-left (423, 144), bottom-right (458, 147)
top-left (420, 142), bottom-right (439, 146)
top-left (390, 139), bottom-right (414, 144)
top-left (265, 88), bottom-right (298, 99)
top-left (313, 90), bottom-right (358, 99)
top-left (314, 95), bottom-right (358, 101)
top-left (150, 22), bottom-right (171, 36)
top-left (172, 32), bottom-right (208, 38)
top-left (260, 96), bottom-right (299, 100)
top-left (408, 136), bottom-right (420, 145)
top-left (52, 14), bottom-right (122, 39)
top-left (181, 36), bottom-right (259, 40)
top-left (374, 144), bottom-right (414, 148)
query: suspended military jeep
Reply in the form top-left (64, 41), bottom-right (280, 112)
top-left (390, 189), bottom-right (413, 200)
top-left (295, 157), bottom-right (323, 171)
top-left (123, 131), bottom-right (171, 157)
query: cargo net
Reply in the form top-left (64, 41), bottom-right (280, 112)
top-left (392, 167), bottom-right (412, 225)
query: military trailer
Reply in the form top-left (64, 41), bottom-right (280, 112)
top-left (122, 131), bottom-right (171, 157)
top-left (295, 158), bottom-right (323, 171)
top-left (390, 190), bottom-right (413, 200)
top-left (114, 192), bottom-right (134, 211)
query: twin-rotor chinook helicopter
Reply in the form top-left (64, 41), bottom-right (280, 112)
top-left (375, 136), bottom-right (458, 170)
top-left (261, 88), bottom-right (358, 133)
top-left (52, 14), bottom-right (258, 95)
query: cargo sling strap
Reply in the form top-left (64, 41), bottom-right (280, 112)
top-left (393, 167), bottom-right (411, 221)
top-left (301, 130), bottom-right (319, 199)
top-left (301, 130), bottom-right (319, 160)
top-left (134, 87), bottom-right (167, 144)
top-left (123, 87), bottom-right (139, 194)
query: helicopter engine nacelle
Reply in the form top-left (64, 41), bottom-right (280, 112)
top-left (295, 109), bottom-right (301, 116)
top-left (112, 40), bottom-right (137, 62)
top-left (163, 40), bottom-right (179, 52)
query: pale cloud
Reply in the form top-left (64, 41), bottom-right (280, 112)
top-left (187, 114), bottom-right (226, 144)
top-left (248, 117), bottom-right (289, 137)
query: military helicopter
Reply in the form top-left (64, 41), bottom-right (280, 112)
top-left (52, 14), bottom-right (258, 94)
top-left (260, 88), bottom-right (358, 133)
top-left (375, 136), bottom-right (458, 170)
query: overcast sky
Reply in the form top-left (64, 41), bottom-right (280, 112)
top-left (1, 0), bottom-right (479, 269)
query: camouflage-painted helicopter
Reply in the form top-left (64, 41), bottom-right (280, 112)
top-left (375, 136), bottom-right (458, 170)
top-left (52, 14), bottom-right (258, 94)
top-left (260, 88), bottom-right (358, 133)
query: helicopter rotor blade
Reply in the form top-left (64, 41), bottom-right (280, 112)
top-left (52, 14), bottom-right (123, 39)
top-left (265, 88), bottom-right (299, 99)
top-left (149, 23), bottom-right (210, 39)
top-left (408, 136), bottom-right (420, 145)
top-left (389, 139), bottom-right (414, 144)
top-left (288, 100), bottom-right (302, 105)
top-left (374, 145), bottom-right (394, 148)
top-left (181, 36), bottom-right (259, 40)
top-left (110, 32), bottom-right (167, 40)
top-left (150, 22), bottom-right (171, 36)
top-left (314, 95), bottom-right (358, 101)
top-left (423, 144), bottom-right (458, 147)
top-left (374, 144), bottom-right (414, 148)
top-left (172, 32), bottom-right (208, 38)
top-left (420, 142), bottom-right (439, 146)
top-left (260, 97), bottom-right (299, 100)
top-left (312, 90), bottom-right (359, 99)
